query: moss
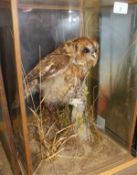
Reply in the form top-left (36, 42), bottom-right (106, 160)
top-left (57, 104), bottom-right (71, 128)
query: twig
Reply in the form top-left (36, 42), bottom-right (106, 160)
top-left (28, 107), bottom-right (41, 122)
top-left (38, 45), bottom-right (42, 118)
top-left (45, 148), bottom-right (64, 161)
top-left (45, 122), bottom-right (56, 137)
top-left (33, 159), bottom-right (43, 175)
top-left (59, 134), bottom-right (78, 148)
top-left (52, 124), bottom-right (74, 150)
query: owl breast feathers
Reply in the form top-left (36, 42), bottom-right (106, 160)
top-left (24, 37), bottom-right (99, 104)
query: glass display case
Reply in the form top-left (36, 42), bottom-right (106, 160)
top-left (0, 0), bottom-right (137, 175)
top-left (99, 0), bottom-right (137, 148)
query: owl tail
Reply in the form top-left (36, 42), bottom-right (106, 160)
top-left (12, 79), bottom-right (39, 109)
top-left (24, 78), bottom-right (39, 99)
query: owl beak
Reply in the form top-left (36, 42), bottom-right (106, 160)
top-left (90, 53), bottom-right (97, 66)
top-left (92, 52), bottom-right (97, 58)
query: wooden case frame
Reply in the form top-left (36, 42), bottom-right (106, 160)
top-left (0, 0), bottom-right (137, 175)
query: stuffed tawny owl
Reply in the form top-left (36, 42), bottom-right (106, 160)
top-left (24, 37), bottom-right (99, 105)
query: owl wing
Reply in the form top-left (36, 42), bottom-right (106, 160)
top-left (25, 54), bottom-right (70, 87)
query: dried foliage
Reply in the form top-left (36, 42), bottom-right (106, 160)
top-left (27, 105), bottom-right (81, 174)
top-left (23, 46), bottom-right (101, 172)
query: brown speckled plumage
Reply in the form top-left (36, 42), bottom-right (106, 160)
top-left (25, 37), bottom-right (99, 104)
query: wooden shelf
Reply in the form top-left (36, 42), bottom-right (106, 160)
top-left (1, 0), bottom-right (137, 10)
top-left (18, 3), bottom-right (80, 11)
top-left (17, 2), bottom-right (137, 12)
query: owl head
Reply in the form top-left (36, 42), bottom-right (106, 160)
top-left (64, 37), bottom-right (99, 67)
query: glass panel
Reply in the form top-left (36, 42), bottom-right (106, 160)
top-left (0, 7), bottom-right (15, 173)
top-left (98, 5), bottom-right (137, 146)
top-left (0, 105), bottom-right (12, 170)
top-left (6, 0), bottom-right (137, 173)
top-left (19, 9), bottom-right (80, 73)
top-left (18, 7), bottom-right (82, 170)
top-left (0, 3), bottom-right (28, 172)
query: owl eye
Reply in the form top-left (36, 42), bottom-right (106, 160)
top-left (83, 47), bottom-right (90, 53)
top-left (94, 48), bottom-right (97, 53)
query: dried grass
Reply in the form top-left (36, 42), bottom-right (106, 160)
top-left (21, 47), bottom-right (79, 170)
top-left (27, 91), bottom-right (101, 172)
top-left (27, 105), bottom-right (79, 172)
top-left (23, 46), bottom-right (101, 172)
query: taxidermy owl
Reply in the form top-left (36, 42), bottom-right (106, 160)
top-left (24, 37), bottom-right (99, 105)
